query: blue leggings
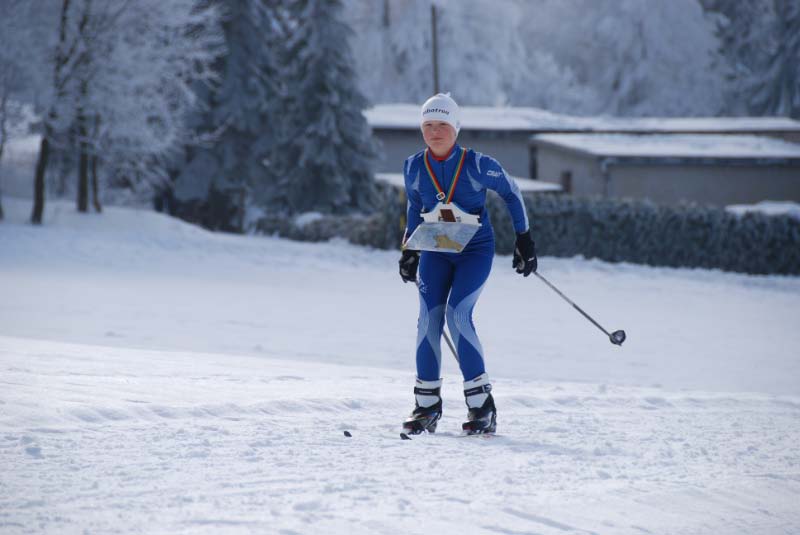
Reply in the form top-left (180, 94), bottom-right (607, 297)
top-left (415, 242), bottom-right (494, 381)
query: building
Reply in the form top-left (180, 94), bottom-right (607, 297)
top-left (532, 134), bottom-right (800, 207)
top-left (365, 104), bottom-right (800, 181)
top-left (365, 104), bottom-right (546, 179)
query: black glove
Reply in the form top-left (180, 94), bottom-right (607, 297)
top-left (513, 230), bottom-right (537, 276)
top-left (399, 249), bottom-right (420, 283)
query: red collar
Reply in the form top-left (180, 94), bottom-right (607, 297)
top-left (430, 144), bottom-right (456, 162)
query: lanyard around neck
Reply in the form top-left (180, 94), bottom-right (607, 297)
top-left (424, 147), bottom-right (466, 203)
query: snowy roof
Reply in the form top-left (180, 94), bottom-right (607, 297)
top-left (365, 104), bottom-right (800, 133)
top-left (375, 173), bottom-right (561, 193)
top-left (531, 134), bottom-right (800, 161)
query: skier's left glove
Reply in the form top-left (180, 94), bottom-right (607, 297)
top-left (399, 249), bottom-right (420, 283)
top-left (513, 230), bottom-right (537, 276)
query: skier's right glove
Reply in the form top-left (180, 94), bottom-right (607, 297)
top-left (399, 249), bottom-right (420, 283)
top-left (513, 230), bottom-right (537, 276)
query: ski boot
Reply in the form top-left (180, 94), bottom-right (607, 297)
top-left (402, 378), bottom-right (442, 435)
top-left (461, 373), bottom-right (496, 435)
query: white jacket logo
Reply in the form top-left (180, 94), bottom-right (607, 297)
top-left (487, 170), bottom-right (503, 177)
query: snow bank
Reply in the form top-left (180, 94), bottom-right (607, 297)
top-left (2, 196), bottom-right (798, 397)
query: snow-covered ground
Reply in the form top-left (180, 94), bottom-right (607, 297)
top-left (2, 197), bottom-right (799, 534)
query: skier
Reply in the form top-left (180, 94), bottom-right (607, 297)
top-left (398, 93), bottom-right (537, 435)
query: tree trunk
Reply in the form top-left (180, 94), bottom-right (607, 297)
top-left (91, 154), bottom-right (101, 212)
top-left (31, 134), bottom-right (50, 224)
top-left (32, 0), bottom-right (73, 225)
top-left (77, 114), bottom-right (88, 212)
top-left (75, 1), bottom-right (91, 213)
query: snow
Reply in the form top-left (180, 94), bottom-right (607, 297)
top-left (727, 201), bottom-right (800, 219)
top-left (533, 133), bottom-right (800, 160)
top-left (375, 172), bottom-right (562, 193)
top-left (0, 135), bottom-right (39, 198)
top-left (294, 211), bottom-right (326, 227)
top-left (366, 103), bottom-right (800, 133)
top-left (2, 196), bottom-right (800, 534)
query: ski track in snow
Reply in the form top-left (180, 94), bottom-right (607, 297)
top-left (1, 198), bottom-right (800, 534)
top-left (2, 337), bottom-right (799, 535)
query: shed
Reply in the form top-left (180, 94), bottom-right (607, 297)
top-left (365, 104), bottom-right (800, 181)
top-left (531, 133), bottom-right (800, 207)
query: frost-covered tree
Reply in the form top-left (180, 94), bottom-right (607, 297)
top-left (78, 0), bottom-right (224, 211)
top-left (0, 16), bottom-right (27, 221)
top-left (23, 0), bottom-right (75, 224)
top-left (708, 0), bottom-right (800, 118)
top-left (344, 0), bottom-right (726, 117)
top-left (172, 0), bottom-right (284, 231)
top-left (1, 0), bottom-right (223, 223)
top-left (273, 0), bottom-right (376, 215)
top-left (343, 0), bottom-right (437, 104)
top-left (435, 0), bottom-right (599, 110)
top-left (517, 0), bottom-right (725, 116)
top-left (345, 0), bottom-right (581, 109)
top-left (757, 0), bottom-right (800, 118)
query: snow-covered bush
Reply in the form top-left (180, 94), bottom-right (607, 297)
top-left (254, 182), bottom-right (800, 275)
top-left (253, 180), bottom-right (403, 249)
top-left (487, 192), bottom-right (800, 275)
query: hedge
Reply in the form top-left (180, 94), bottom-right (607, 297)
top-left (255, 182), bottom-right (800, 276)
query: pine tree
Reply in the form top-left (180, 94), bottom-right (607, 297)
top-left (750, 0), bottom-right (800, 117)
top-left (209, 0), bottom-right (284, 227)
top-left (173, 0), bottom-right (283, 231)
top-left (274, 0), bottom-right (376, 215)
top-left (710, 0), bottom-right (800, 118)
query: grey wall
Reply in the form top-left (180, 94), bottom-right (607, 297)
top-left (535, 144), bottom-right (800, 206)
top-left (457, 130), bottom-right (533, 177)
top-left (610, 165), bottom-right (800, 206)
top-left (534, 145), bottom-right (605, 196)
top-left (372, 130), bottom-right (423, 174)
top-left (372, 129), bottom-right (533, 177)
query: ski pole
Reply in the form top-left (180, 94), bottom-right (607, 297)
top-left (534, 272), bottom-right (626, 346)
top-left (441, 322), bottom-right (458, 361)
top-left (415, 279), bottom-right (459, 361)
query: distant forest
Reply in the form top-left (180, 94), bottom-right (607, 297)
top-left (1, 0), bottom-right (797, 229)
top-left (344, 0), bottom-right (800, 119)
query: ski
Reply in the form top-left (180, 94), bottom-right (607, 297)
top-left (399, 431), bottom-right (497, 440)
top-left (457, 432), bottom-right (497, 439)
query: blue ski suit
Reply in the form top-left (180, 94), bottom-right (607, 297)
top-left (403, 144), bottom-right (529, 382)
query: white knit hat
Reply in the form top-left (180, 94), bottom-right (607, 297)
top-left (420, 92), bottom-right (460, 135)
